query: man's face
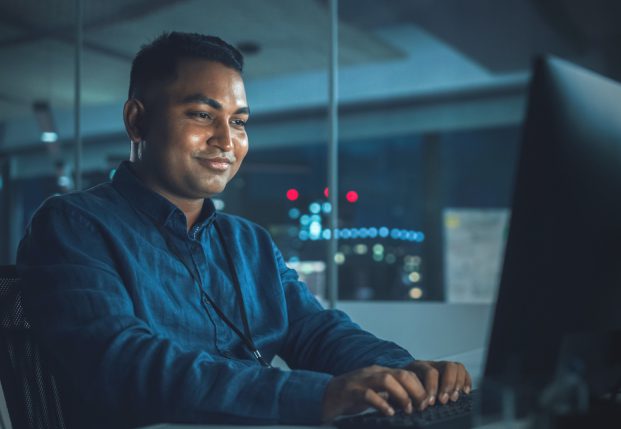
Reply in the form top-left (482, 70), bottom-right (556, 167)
top-left (137, 59), bottom-right (249, 201)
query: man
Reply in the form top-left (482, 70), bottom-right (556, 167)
top-left (17, 32), bottom-right (471, 428)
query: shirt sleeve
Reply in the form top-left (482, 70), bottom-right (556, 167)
top-left (273, 242), bottom-right (415, 375)
top-left (17, 199), bottom-right (331, 428)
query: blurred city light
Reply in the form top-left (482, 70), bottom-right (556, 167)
top-left (286, 188), bottom-right (299, 201)
top-left (408, 272), bottom-right (421, 283)
top-left (288, 208), bottom-right (301, 219)
top-left (409, 287), bottom-right (423, 299)
top-left (346, 190), bottom-right (359, 203)
top-left (309, 202), bottom-right (321, 214)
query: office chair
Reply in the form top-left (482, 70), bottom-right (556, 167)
top-left (0, 265), bottom-right (66, 429)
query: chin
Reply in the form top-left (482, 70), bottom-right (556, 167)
top-left (189, 179), bottom-right (227, 198)
top-left (202, 185), bottom-right (226, 197)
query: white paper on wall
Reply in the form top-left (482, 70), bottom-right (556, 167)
top-left (444, 208), bottom-right (510, 303)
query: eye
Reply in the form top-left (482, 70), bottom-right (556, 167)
top-left (189, 111), bottom-right (212, 120)
top-left (231, 118), bottom-right (247, 128)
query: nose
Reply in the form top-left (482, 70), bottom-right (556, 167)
top-left (209, 119), bottom-right (233, 151)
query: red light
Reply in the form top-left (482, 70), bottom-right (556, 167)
top-left (286, 189), bottom-right (299, 201)
top-left (346, 191), bottom-right (359, 203)
top-left (324, 187), bottom-right (329, 198)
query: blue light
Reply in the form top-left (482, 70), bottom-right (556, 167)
top-left (298, 231), bottom-right (309, 241)
top-left (309, 202), bottom-right (321, 214)
top-left (288, 256), bottom-right (300, 263)
top-left (309, 221), bottom-right (322, 238)
top-left (322, 202), bottom-right (332, 213)
top-left (295, 224), bottom-right (424, 242)
top-left (41, 131), bottom-right (58, 143)
top-left (311, 214), bottom-right (321, 223)
top-left (108, 168), bottom-right (117, 180)
top-left (288, 208), bottom-right (301, 219)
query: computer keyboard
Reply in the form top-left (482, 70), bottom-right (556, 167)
top-left (334, 392), bottom-right (474, 429)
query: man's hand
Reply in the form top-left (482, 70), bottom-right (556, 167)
top-left (321, 361), bottom-right (472, 422)
top-left (403, 360), bottom-right (472, 406)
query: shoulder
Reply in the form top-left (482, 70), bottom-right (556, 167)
top-left (18, 183), bottom-right (128, 268)
top-left (29, 182), bottom-right (123, 230)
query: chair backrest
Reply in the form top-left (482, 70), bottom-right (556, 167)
top-left (0, 265), bottom-right (66, 429)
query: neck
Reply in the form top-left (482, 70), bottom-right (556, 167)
top-left (131, 161), bottom-right (203, 231)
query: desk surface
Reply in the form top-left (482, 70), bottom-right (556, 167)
top-left (141, 420), bottom-right (530, 429)
top-left (141, 425), bottom-right (325, 429)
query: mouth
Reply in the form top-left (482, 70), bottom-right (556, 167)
top-left (196, 157), bottom-right (232, 172)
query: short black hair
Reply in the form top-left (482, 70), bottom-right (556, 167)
top-left (128, 31), bottom-right (244, 99)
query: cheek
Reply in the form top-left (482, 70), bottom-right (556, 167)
top-left (187, 131), bottom-right (203, 146)
top-left (170, 123), bottom-right (202, 149)
top-left (236, 135), bottom-right (249, 160)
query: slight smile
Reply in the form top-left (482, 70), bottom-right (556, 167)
top-left (196, 157), bottom-right (232, 171)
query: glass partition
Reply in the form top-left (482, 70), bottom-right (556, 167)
top-left (336, 0), bottom-right (618, 301)
top-left (0, 0), bottom-right (77, 263)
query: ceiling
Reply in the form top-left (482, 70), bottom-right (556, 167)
top-left (0, 0), bottom-right (619, 123)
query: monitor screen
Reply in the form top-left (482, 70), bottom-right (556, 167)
top-left (483, 56), bottom-right (621, 397)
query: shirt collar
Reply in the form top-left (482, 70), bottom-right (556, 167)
top-left (112, 161), bottom-right (216, 234)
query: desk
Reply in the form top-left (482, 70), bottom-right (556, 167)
top-left (140, 420), bottom-right (531, 429)
top-left (141, 425), bottom-right (324, 429)
top-left (139, 423), bottom-right (324, 429)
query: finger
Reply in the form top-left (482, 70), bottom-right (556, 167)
top-left (394, 369), bottom-right (430, 410)
top-left (360, 388), bottom-right (395, 416)
top-left (451, 363), bottom-right (467, 402)
top-left (406, 361), bottom-right (438, 405)
top-left (418, 363), bottom-right (440, 405)
top-left (438, 362), bottom-right (458, 404)
top-left (464, 369), bottom-right (473, 394)
top-left (371, 372), bottom-right (413, 413)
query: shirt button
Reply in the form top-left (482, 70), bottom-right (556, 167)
top-left (222, 350), bottom-right (233, 358)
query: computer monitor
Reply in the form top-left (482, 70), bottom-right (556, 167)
top-left (482, 56), bottom-right (621, 407)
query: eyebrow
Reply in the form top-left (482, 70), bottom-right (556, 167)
top-left (178, 93), bottom-right (250, 115)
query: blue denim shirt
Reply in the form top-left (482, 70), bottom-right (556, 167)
top-left (16, 161), bottom-right (414, 428)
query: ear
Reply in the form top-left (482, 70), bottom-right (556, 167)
top-left (123, 98), bottom-right (146, 143)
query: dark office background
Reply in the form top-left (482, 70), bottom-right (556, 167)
top-left (0, 0), bottom-right (619, 302)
